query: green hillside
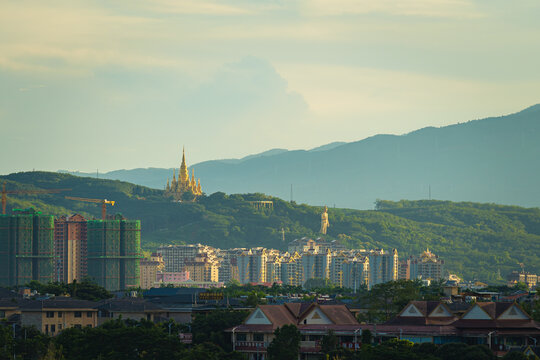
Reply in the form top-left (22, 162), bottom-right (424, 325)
top-left (1, 171), bottom-right (539, 283)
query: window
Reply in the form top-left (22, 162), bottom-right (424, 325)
top-left (58, 312), bottom-right (63, 318)
top-left (253, 334), bottom-right (264, 342)
top-left (0, 310), bottom-right (5, 318)
top-left (45, 325), bottom-right (49, 333)
top-left (58, 324), bottom-right (62, 330)
top-left (87, 312), bottom-right (93, 318)
top-left (74, 311), bottom-right (82, 318)
top-left (74, 325), bottom-right (82, 329)
top-left (51, 325), bottom-right (56, 333)
top-left (236, 333), bottom-right (247, 341)
top-left (46, 311), bottom-right (55, 318)
top-left (86, 324), bottom-right (92, 328)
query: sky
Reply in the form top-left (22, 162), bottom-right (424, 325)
top-left (1, 0), bottom-right (540, 174)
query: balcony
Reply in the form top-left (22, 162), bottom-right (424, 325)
top-left (300, 341), bottom-right (321, 353)
top-left (235, 341), bottom-right (268, 352)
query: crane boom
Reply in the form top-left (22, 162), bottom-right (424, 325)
top-left (2, 182), bottom-right (71, 215)
top-left (64, 196), bottom-right (115, 220)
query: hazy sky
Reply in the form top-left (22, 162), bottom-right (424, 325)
top-left (1, 0), bottom-right (540, 174)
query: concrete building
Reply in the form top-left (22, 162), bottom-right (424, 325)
top-left (0, 208), bottom-right (55, 286)
top-left (155, 271), bottom-right (190, 284)
top-left (238, 248), bottom-right (268, 284)
top-left (184, 254), bottom-right (219, 283)
top-left (54, 214), bottom-right (87, 283)
top-left (342, 256), bottom-right (369, 291)
top-left (266, 254), bottom-right (283, 284)
top-left (288, 238), bottom-right (320, 254)
top-left (301, 248), bottom-right (331, 285)
top-left (409, 249), bottom-right (444, 281)
top-left (280, 252), bottom-right (302, 286)
top-left (140, 254), bottom-right (165, 289)
top-left (508, 271), bottom-right (538, 288)
top-left (217, 249), bottom-right (242, 283)
top-left (368, 249), bottom-right (398, 288)
top-left (330, 252), bottom-right (348, 287)
top-left (398, 259), bottom-right (411, 280)
top-left (157, 244), bottom-right (215, 273)
top-left (86, 217), bottom-right (141, 291)
top-left (19, 298), bottom-right (98, 335)
top-left (95, 298), bottom-right (164, 325)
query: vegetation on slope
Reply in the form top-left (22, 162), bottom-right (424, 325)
top-left (1, 171), bottom-right (539, 283)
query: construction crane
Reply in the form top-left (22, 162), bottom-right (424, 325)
top-left (1, 181), bottom-right (70, 215)
top-left (65, 196), bottom-right (115, 220)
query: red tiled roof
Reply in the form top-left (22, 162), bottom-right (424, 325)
top-left (258, 305), bottom-right (297, 329)
top-left (318, 305), bottom-right (359, 325)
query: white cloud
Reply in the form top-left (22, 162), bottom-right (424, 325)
top-left (299, 0), bottom-right (484, 18)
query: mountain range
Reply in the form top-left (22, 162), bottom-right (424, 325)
top-left (60, 105), bottom-right (540, 209)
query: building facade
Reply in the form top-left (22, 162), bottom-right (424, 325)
top-left (409, 249), bottom-right (444, 281)
top-left (368, 249), bottom-right (398, 288)
top-left (86, 217), bottom-right (141, 291)
top-left (0, 208), bottom-right (55, 286)
top-left (140, 254), bottom-right (165, 289)
top-left (54, 214), bottom-right (87, 283)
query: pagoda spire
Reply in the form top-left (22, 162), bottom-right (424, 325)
top-left (180, 146), bottom-right (189, 184)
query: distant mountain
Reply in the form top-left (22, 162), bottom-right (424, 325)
top-left (61, 104), bottom-right (540, 209)
top-left (2, 171), bottom-right (539, 282)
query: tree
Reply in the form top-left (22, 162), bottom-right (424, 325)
top-left (436, 343), bottom-right (495, 360)
top-left (191, 309), bottom-right (249, 351)
top-left (502, 352), bottom-right (530, 360)
top-left (361, 329), bottom-right (372, 344)
top-left (267, 325), bottom-right (301, 360)
top-left (320, 330), bottom-right (340, 356)
top-left (360, 280), bottom-right (422, 322)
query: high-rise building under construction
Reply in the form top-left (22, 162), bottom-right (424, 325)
top-left (86, 216), bottom-right (141, 291)
top-left (54, 214), bottom-right (88, 283)
top-left (0, 208), bottom-right (55, 286)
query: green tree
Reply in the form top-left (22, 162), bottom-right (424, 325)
top-left (436, 343), bottom-right (495, 360)
top-left (360, 280), bottom-right (422, 322)
top-left (191, 309), bottom-right (249, 351)
top-left (320, 329), bottom-right (340, 356)
top-left (502, 352), bottom-right (530, 360)
top-left (361, 329), bottom-right (372, 344)
top-left (267, 325), bottom-right (301, 360)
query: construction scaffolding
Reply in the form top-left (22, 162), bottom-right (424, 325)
top-left (87, 219), bottom-right (141, 291)
top-left (0, 209), bottom-right (55, 286)
top-left (87, 220), bottom-right (120, 291)
top-left (0, 215), bottom-right (12, 286)
top-left (120, 220), bottom-right (141, 289)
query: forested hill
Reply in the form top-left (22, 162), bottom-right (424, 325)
top-left (1, 171), bottom-right (539, 283)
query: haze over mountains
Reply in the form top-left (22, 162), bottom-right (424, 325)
top-left (61, 105), bottom-right (540, 209)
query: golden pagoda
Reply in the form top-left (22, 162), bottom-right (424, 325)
top-left (165, 147), bottom-right (203, 201)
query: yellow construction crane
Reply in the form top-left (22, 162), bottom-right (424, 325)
top-left (65, 196), bottom-right (115, 220)
top-left (1, 181), bottom-right (70, 215)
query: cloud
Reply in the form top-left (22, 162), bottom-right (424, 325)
top-left (178, 57), bottom-right (308, 136)
top-left (299, 0), bottom-right (484, 18)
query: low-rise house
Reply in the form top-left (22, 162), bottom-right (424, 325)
top-left (95, 298), bottom-right (165, 325)
top-left (229, 303), bottom-right (360, 360)
top-left (19, 298), bottom-right (98, 336)
top-left (376, 301), bottom-right (540, 356)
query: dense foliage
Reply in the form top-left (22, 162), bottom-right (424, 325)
top-left (2, 172), bottom-right (540, 282)
top-left (23, 280), bottom-right (113, 301)
top-left (267, 324), bottom-right (302, 360)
